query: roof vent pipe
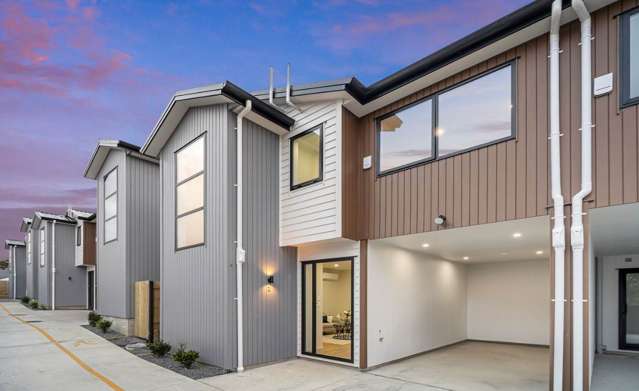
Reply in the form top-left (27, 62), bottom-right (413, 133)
top-left (549, 1), bottom-right (565, 390)
top-left (571, 1), bottom-right (592, 390)
top-left (269, 67), bottom-right (274, 106)
top-left (286, 63), bottom-right (299, 111)
top-left (235, 100), bottom-right (252, 373)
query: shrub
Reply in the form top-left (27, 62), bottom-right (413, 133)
top-left (28, 299), bottom-right (39, 309)
top-left (20, 296), bottom-right (30, 304)
top-left (172, 344), bottom-right (199, 369)
top-left (88, 312), bottom-right (102, 327)
top-left (96, 319), bottom-right (112, 333)
top-left (147, 340), bottom-right (172, 357)
top-left (39, 304), bottom-right (46, 310)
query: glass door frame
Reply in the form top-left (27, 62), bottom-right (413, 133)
top-left (619, 268), bottom-right (639, 351)
top-left (301, 257), bottom-right (355, 363)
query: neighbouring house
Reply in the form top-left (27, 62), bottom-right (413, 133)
top-left (20, 218), bottom-right (38, 299)
top-left (30, 211), bottom-right (88, 309)
top-left (4, 239), bottom-right (26, 299)
top-left (131, 0), bottom-right (638, 390)
top-left (66, 209), bottom-right (97, 311)
top-left (83, 140), bottom-right (161, 335)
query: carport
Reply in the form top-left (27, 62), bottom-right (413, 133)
top-left (366, 216), bottom-right (551, 391)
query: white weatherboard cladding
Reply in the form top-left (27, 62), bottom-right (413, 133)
top-left (280, 101), bottom-right (343, 246)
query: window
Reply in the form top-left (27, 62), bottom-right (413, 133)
top-left (39, 227), bottom-right (45, 267)
top-left (27, 231), bottom-right (31, 265)
top-left (290, 125), bottom-right (323, 190)
top-left (76, 225), bottom-right (82, 246)
top-left (175, 135), bottom-right (205, 250)
top-left (104, 167), bottom-right (118, 243)
top-left (377, 63), bottom-right (515, 174)
top-left (621, 8), bottom-right (639, 107)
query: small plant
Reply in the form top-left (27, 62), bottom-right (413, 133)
top-left (88, 312), bottom-right (102, 327)
top-left (172, 344), bottom-right (199, 369)
top-left (28, 299), bottom-right (39, 309)
top-left (147, 340), bottom-right (172, 357)
top-left (96, 319), bottom-right (112, 333)
top-left (20, 296), bottom-right (30, 304)
top-left (39, 304), bottom-right (46, 310)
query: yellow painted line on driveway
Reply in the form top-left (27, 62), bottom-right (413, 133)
top-left (0, 303), bottom-right (124, 391)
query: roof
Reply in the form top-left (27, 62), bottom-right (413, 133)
top-left (32, 211), bottom-right (75, 228)
top-left (4, 239), bottom-right (25, 249)
top-left (65, 208), bottom-right (95, 221)
top-left (141, 81), bottom-right (295, 157)
top-left (19, 217), bottom-right (32, 233)
top-left (84, 140), bottom-right (157, 179)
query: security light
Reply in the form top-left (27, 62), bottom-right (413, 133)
top-left (434, 215), bottom-right (446, 225)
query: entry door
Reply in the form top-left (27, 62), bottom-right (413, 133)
top-left (302, 258), bottom-right (354, 363)
top-left (88, 271), bottom-right (95, 310)
top-left (619, 268), bottom-right (639, 350)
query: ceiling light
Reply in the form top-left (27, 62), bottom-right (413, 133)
top-left (436, 128), bottom-right (445, 137)
top-left (421, 243), bottom-right (430, 248)
top-left (334, 264), bottom-right (339, 268)
top-left (512, 232), bottom-right (522, 238)
top-left (500, 252), bottom-right (509, 256)
top-left (536, 250), bottom-right (543, 255)
top-left (462, 256), bottom-right (469, 261)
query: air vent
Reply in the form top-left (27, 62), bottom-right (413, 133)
top-left (625, 257), bottom-right (633, 263)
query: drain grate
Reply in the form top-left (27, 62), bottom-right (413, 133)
top-left (26, 320), bottom-right (43, 323)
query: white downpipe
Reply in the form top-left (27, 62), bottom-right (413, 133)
top-left (235, 100), bottom-right (252, 372)
top-left (571, 1), bottom-right (592, 390)
top-left (52, 221), bottom-right (56, 311)
top-left (549, 1), bottom-right (565, 390)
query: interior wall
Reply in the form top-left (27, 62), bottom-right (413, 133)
top-left (599, 254), bottom-right (639, 352)
top-left (466, 259), bottom-right (550, 345)
top-left (367, 241), bottom-right (467, 367)
top-left (322, 269), bottom-right (352, 317)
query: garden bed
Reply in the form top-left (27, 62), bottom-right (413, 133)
top-left (82, 325), bottom-right (229, 380)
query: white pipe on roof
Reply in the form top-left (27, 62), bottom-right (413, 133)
top-left (235, 100), bottom-right (252, 372)
top-left (571, 1), bottom-right (592, 390)
top-left (549, 1), bottom-right (565, 390)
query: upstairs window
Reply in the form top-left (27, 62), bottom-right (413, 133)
top-left (621, 8), bottom-right (639, 108)
top-left (104, 167), bottom-right (118, 243)
top-left (39, 227), bottom-right (45, 267)
top-left (175, 135), bottom-right (205, 250)
top-left (290, 125), bottom-right (323, 190)
top-left (76, 226), bottom-right (82, 246)
top-left (377, 63), bottom-right (515, 175)
top-left (27, 231), bottom-right (31, 264)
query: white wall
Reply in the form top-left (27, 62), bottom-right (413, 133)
top-left (466, 259), bottom-right (550, 345)
top-left (367, 241), bottom-right (467, 367)
top-left (279, 101), bottom-right (343, 246)
top-left (599, 254), bottom-right (639, 352)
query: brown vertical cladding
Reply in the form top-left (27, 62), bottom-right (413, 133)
top-left (83, 222), bottom-right (96, 266)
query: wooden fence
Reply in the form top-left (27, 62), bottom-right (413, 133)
top-left (134, 281), bottom-right (160, 341)
top-left (0, 280), bottom-right (8, 298)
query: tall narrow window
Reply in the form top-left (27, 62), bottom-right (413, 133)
top-left (290, 125), bottom-right (323, 190)
top-left (27, 231), bottom-right (31, 264)
top-left (104, 167), bottom-right (118, 243)
top-left (39, 227), bottom-right (45, 267)
top-left (76, 225), bottom-right (82, 246)
top-left (175, 135), bottom-right (205, 250)
top-left (621, 8), bottom-right (639, 107)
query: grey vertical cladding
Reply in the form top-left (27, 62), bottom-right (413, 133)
top-left (125, 156), bottom-right (160, 318)
top-left (14, 246), bottom-right (27, 298)
top-left (160, 105), bottom-right (236, 369)
top-left (238, 117), bottom-right (298, 366)
top-left (53, 223), bottom-right (87, 308)
top-left (96, 150), bottom-right (127, 318)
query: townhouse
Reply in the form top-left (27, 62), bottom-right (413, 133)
top-left (20, 217), bottom-right (38, 299)
top-left (66, 208), bottom-right (97, 310)
top-left (4, 240), bottom-right (26, 299)
top-left (84, 140), bottom-right (160, 335)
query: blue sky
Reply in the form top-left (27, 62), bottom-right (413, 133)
top-left (0, 0), bottom-right (530, 257)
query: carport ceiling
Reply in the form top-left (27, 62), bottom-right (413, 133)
top-left (591, 203), bottom-right (639, 256)
top-left (378, 216), bottom-right (550, 263)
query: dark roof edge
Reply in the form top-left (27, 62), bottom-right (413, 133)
top-left (221, 81), bottom-right (295, 128)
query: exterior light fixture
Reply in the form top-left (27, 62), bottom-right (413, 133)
top-left (334, 263), bottom-right (339, 268)
top-left (512, 232), bottom-right (522, 238)
top-left (267, 275), bottom-right (274, 284)
top-left (421, 243), bottom-right (430, 248)
top-left (434, 215), bottom-right (446, 225)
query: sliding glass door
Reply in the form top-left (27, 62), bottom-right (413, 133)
top-left (620, 268), bottom-right (639, 350)
top-left (302, 258), bottom-right (354, 362)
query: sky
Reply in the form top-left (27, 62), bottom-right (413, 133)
top-left (0, 0), bottom-right (530, 258)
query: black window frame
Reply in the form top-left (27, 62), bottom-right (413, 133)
top-left (103, 166), bottom-right (118, 244)
top-left (76, 225), bottom-right (82, 246)
top-left (376, 61), bottom-right (517, 177)
top-left (174, 133), bottom-right (207, 252)
top-left (620, 7), bottom-right (639, 109)
top-left (289, 124), bottom-right (324, 191)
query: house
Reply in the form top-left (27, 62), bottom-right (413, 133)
top-left (19, 217), bottom-right (38, 299)
top-left (66, 209), bottom-right (97, 310)
top-left (136, 0), bottom-right (638, 389)
top-left (4, 239), bottom-right (26, 299)
top-left (83, 140), bottom-right (160, 335)
top-left (30, 211), bottom-right (88, 309)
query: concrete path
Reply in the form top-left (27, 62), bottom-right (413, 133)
top-left (591, 353), bottom-right (639, 391)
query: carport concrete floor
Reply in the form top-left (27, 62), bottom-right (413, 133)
top-left (591, 353), bottom-right (639, 391)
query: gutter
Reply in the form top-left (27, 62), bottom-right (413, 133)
top-left (235, 100), bottom-right (252, 372)
top-left (571, 1), bottom-right (593, 390)
top-left (549, 2), bottom-right (565, 390)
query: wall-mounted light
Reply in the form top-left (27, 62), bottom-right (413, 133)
top-left (266, 275), bottom-right (274, 294)
top-left (434, 215), bottom-right (446, 226)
